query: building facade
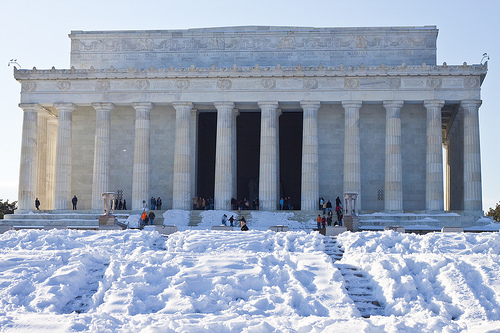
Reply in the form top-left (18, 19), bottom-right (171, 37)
top-left (14, 26), bottom-right (487, 215)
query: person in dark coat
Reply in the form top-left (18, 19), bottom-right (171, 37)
top-left (336, 197), bottom-right (341, 207)
top-left (123, 199), bottom-right (127, 210)
top-left (35, 198), bottom-right (40, 210)
top-left (240, 220), bottom-right (249, 231)
top-left (156, 197), bottom-right (162, 210)
top-left (72, 195), bottom-right (78, 210)
top-left (149, 211), bottom-right (155, 225)
top-left (229, 215), bottom-right (234, 227)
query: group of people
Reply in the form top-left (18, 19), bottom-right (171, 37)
top-left (113, 198), bottom-right (127, 210)
top-left (150, 197), bottom-right (162, 210)
top-left (140, 210), bottom-right (156, 226)
top-left (221, 214), bottom-right (249, 231)
top-left (231, 197), bottom-right (258, 211)
top-left (316, 196), bottom-right (344, 229)
top-left (193, 196), bottom-right (214, 210)
top-left (279, 197), bottom-right (293, 210)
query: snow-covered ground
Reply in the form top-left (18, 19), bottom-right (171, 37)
top-left (0, 212), bottom-right (499, 332)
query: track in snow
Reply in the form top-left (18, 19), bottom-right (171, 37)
top-left (61, 261), bottom-right (109, 314)
top-left (324, 236), bottom-right (385, 318)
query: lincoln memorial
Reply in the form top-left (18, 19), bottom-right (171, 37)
top-left (13, 26), bottom-right (487, 223)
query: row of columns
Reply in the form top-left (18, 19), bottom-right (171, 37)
top-left (17, 99), bottom-right (483, 212)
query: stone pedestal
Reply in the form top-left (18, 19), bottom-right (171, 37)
top-left (99, 192), bottom-right (117, 226)
top-left (99, 215), bottom-right (117, 226)
top-left (343, 192), bottom-right (359, 232)
top-left (343, 215), bottom-right (359, 232)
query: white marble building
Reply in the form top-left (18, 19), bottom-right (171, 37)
top-left (13, 26), bottom-right (487, 218)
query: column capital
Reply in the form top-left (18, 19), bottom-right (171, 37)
top-left (214, 101), bottom-right (235, 110)
top-left (423, 100), bottom-right (445, 110)
top-left (383, 100), bottom-right (404, 109)
top-left (258, 101), bottom-right (280, 109)
top-left (19, 103), bottom-right (42, 112)
top-left (460, 99), bottom-right (482, 109)
top-left (300, 100), bottom-right (321, 110)
top-left (92, 102), bottom-right (115, 112)
top-left (132, 102), bottom-right (154, 111)
top-left (172, 101), bottom-right (194, 111)
top-left (53, 103), bottom-right (76, 112)
top-left (342, 100), bottom-right (363, 109)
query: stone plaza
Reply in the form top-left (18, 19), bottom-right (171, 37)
top-left (9, 26), bottom-right (489, 229)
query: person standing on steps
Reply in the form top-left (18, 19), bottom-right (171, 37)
top-left (72, 195), bottom-right (78, 210)
top-left (316, 214), bottom-right (322, 229)
top-left (149, 210), bottom-right (155, 225)
top-left (156, 197), bottom-right (162, 210)
top-left (123, 199), bottom-right (127, 210)
top-left (35, 198), bottom-right (40, 210)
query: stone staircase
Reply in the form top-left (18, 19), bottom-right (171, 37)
top-left (358, 211), bottom-right (489, 230)
top-left (324, 236), bottom-right (385, 318)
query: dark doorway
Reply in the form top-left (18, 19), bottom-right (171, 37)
top-left (279, 112), bottom-right (302, 210)
top-left (197, 112), bottom-right (216, 200)
top-left (237, 112), bottom-right (261, 205)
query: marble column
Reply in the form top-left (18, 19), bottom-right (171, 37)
top-left (342, 101), bottom-right (363, 211)
top-left (214, 101), bottom-right (235, 210)
top-left (91, 102), bottom-right (114, 210)
top-left (383, 101), bottom-right (404, 212)
top-left (36, 109), bottom-right (50, 208)
top-left (300, 101), bottom-right (321, 211)
top-left (172, 102), bottom-right (194, 210)
top-left (258, 101), bottom-right (280, 210)
top-left (190, 108), bottom-right (198, 201)
top-left (461, 100), bottom-right (483, 211)
top-left (46, 118), bottom-right (58, 210)
top-left (232, 108), bottom-right (239, 199)
top-left (424, 100), bottom-right (445, 211)
top-left (17, 104), bottom-right (41, 211)
top-left (53, 103), bottom-right (76, 210)
top-left (132, 102), bottom-right (153, 210)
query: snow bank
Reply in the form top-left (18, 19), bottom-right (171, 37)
top-left (0, 229), bottom-right (499, 332)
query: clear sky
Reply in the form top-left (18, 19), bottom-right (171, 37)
top-left (1, 0), bottom-right (498, 211)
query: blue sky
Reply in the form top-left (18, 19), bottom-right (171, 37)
top-left (1, 0), bottom-right (498, 211)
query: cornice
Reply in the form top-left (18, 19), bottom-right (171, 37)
top-left (14, 63), bottom-right (487, 81)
